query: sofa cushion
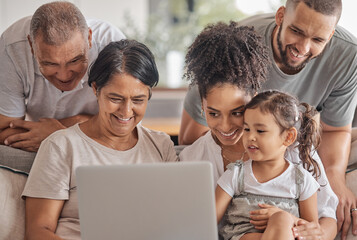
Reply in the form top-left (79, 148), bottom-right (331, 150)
top-left (0, 166), bottom-right (28, 240)
top-left (0, 145), bottom-right (36, 173)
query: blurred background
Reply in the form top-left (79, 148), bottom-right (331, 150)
top-left (1, 0), bottom-right (355, 142)
top-left (1, 0), bottom-right (355, 88)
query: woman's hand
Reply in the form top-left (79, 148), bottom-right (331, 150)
top-left (292, 219), bottom-right (324, 240)
top-left (250, 203), bottom-right (286, 230)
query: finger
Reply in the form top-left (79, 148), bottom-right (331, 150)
top-left (352, 207), bottom-right (357, 235)
top-left (336, 203), bottom-right (345, 232)
top-left (294, 227), bottom-right (321, 240)
top-left (250, 220), bottom-right (267, 226)
top-left (250, 214), bottom-right (269, 221)
top-left (341, 205), bottom-right (352, 240)
top-left (254, 225), bottom-right (266, 230)
top-left (250, 209), bottom-right (267, 215)
top-left (296, 219), bottom-right (308, 226)
top-left (258, 203), bottom-right (273, 208)
top-left (5, 131), bottom-right (31, 145)
top-left (10, 119), bottom-right (34, 130)
top-left (9, 139), bottom-right (39, 152)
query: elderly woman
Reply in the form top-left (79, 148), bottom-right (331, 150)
top-left (22, 40), bottom-right (178, 240)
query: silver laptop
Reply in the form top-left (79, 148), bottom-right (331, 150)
top-left (76, 162), bottom-right (218, 240)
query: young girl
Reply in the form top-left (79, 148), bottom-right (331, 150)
top-left (215, 90), bottom-right (321, 240)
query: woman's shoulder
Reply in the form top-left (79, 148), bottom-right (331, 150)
top-left (43, 124), bottom-right (83, 147)
top-left (46, 124), bottom-right (79, 139)
top-left (179, 131), bottom-right (220, 161)
top-left (137, 125), bottom-right (178, 162)
top-left (137, 125), bottom-right (175, 149)
top-left (139, 125), bottom-right (172, 142)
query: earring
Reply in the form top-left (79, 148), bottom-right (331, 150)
top-left (201, 109), bottom-right (204, 117)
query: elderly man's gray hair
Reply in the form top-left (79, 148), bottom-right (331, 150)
top-left (30, 1), bottom-right (88, 45)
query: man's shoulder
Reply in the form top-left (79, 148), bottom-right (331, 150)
top-left (333, 25), bottom-right (357, 47)
top-left (1, 16), bottom-right (31, 46)
top-left (320, 25), bottom-right (357, 69)
top-left (86, 18), bottom-right (125, 56)
top-left (86, 18), bottom-right (125, 41)
top-left (238, 13), bottom-right (275, 32)
top-left (86, 18), bottom-right (115, 31)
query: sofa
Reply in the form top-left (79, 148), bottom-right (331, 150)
top-left (1, 143), bottom-right (357, 240)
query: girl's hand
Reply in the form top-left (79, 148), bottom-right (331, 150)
top-left (249, 203), bottom-right (284, 230)
top-left (292, 219), bottom-right (324, 240)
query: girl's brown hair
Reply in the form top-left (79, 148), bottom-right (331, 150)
top-left (245, 90), bottom-right (321, 179)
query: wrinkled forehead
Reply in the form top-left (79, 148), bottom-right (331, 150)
top-left (34, 31), bottom-right (88, 62)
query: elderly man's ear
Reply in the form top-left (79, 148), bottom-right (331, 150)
top-left (27, 35), bottom-right (34, 55)
top-left (88, 28), bottom-right (93, 49)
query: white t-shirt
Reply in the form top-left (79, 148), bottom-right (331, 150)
top-left (218, 159), bottom-right (319, 201)
top-left (179, 131), bottom-right (338, 219)
top-left (22, 124), bottom-right (178, 239)
top-left (0, 16), bottom-right (125, 121)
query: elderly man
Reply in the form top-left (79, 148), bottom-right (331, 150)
top-left (179, 0), bottom-right (357, 239)
top-left (0, 1), bottom-right (125, 152)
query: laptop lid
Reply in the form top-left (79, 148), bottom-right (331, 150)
top-left (76, 162), bottom-right (218, 240)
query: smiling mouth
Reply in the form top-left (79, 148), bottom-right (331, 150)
top-left (219, 129), bottom-right (238, 137)
top-left (113, 115), bottom-right (133, 122)
top-left (289, 47), bottom-right (307, 59)
top-left (247, 145), bottom-right (259, 150)
top-left (57, 78), bottom-right (75, 85)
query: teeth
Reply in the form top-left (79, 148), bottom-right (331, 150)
top-left (118, 117), bottom-right (131, 121)
top-left (290, 48), bottom-right (304, 58)
top-left (220, 130), bottom-right (236, 137)
top-left (114, 115), bottom-right (131, 121)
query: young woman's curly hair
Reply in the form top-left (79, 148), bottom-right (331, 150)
top-left (184, 21), bottom-right (270, 98)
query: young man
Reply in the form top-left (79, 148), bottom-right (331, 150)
top-left (0, 1), bottom-right (125, 152)
top-left (180, 0), bottom-right (357, 239)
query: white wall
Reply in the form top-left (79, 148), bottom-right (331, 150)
top-left (1, 0), bottom-right (355, 38)
top-left (339, 0), bottom-right (357, 37)
top-left (0, 0), bottom-right (148, 34)
top-left (236, 0), bottom-right (357, 37)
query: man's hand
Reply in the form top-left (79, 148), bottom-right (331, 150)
top-left (333, 180), bottom-right (357, 240)
top-left (250, 203), bottom-right (284, 230)
top-left (318, 122), bottom-right (354, 240)
top-left (292, 219), bottom-right (324, 240)
top-left (4, 118), bottom-right (65, 152)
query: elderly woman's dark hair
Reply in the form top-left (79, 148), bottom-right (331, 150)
top-left (184, 21), bottom-right (270, 98)
top-left (88, 39), bottom-right (159, 95)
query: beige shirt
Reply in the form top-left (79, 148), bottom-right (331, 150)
top-left (22, 123), bottom-right (178, 239)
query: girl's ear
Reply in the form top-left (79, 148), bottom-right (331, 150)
top-left (283, 127), bottom-right (297, 147)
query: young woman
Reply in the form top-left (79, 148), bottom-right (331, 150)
top-left (179, 21), bottom-right (338, 240)
top-left (216, 90), bottom-right (321, 240)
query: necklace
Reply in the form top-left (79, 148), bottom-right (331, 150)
top-left (211, 133), bottom-right (246, 167)
top-left (221, 147), bottom-right (246, 168)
